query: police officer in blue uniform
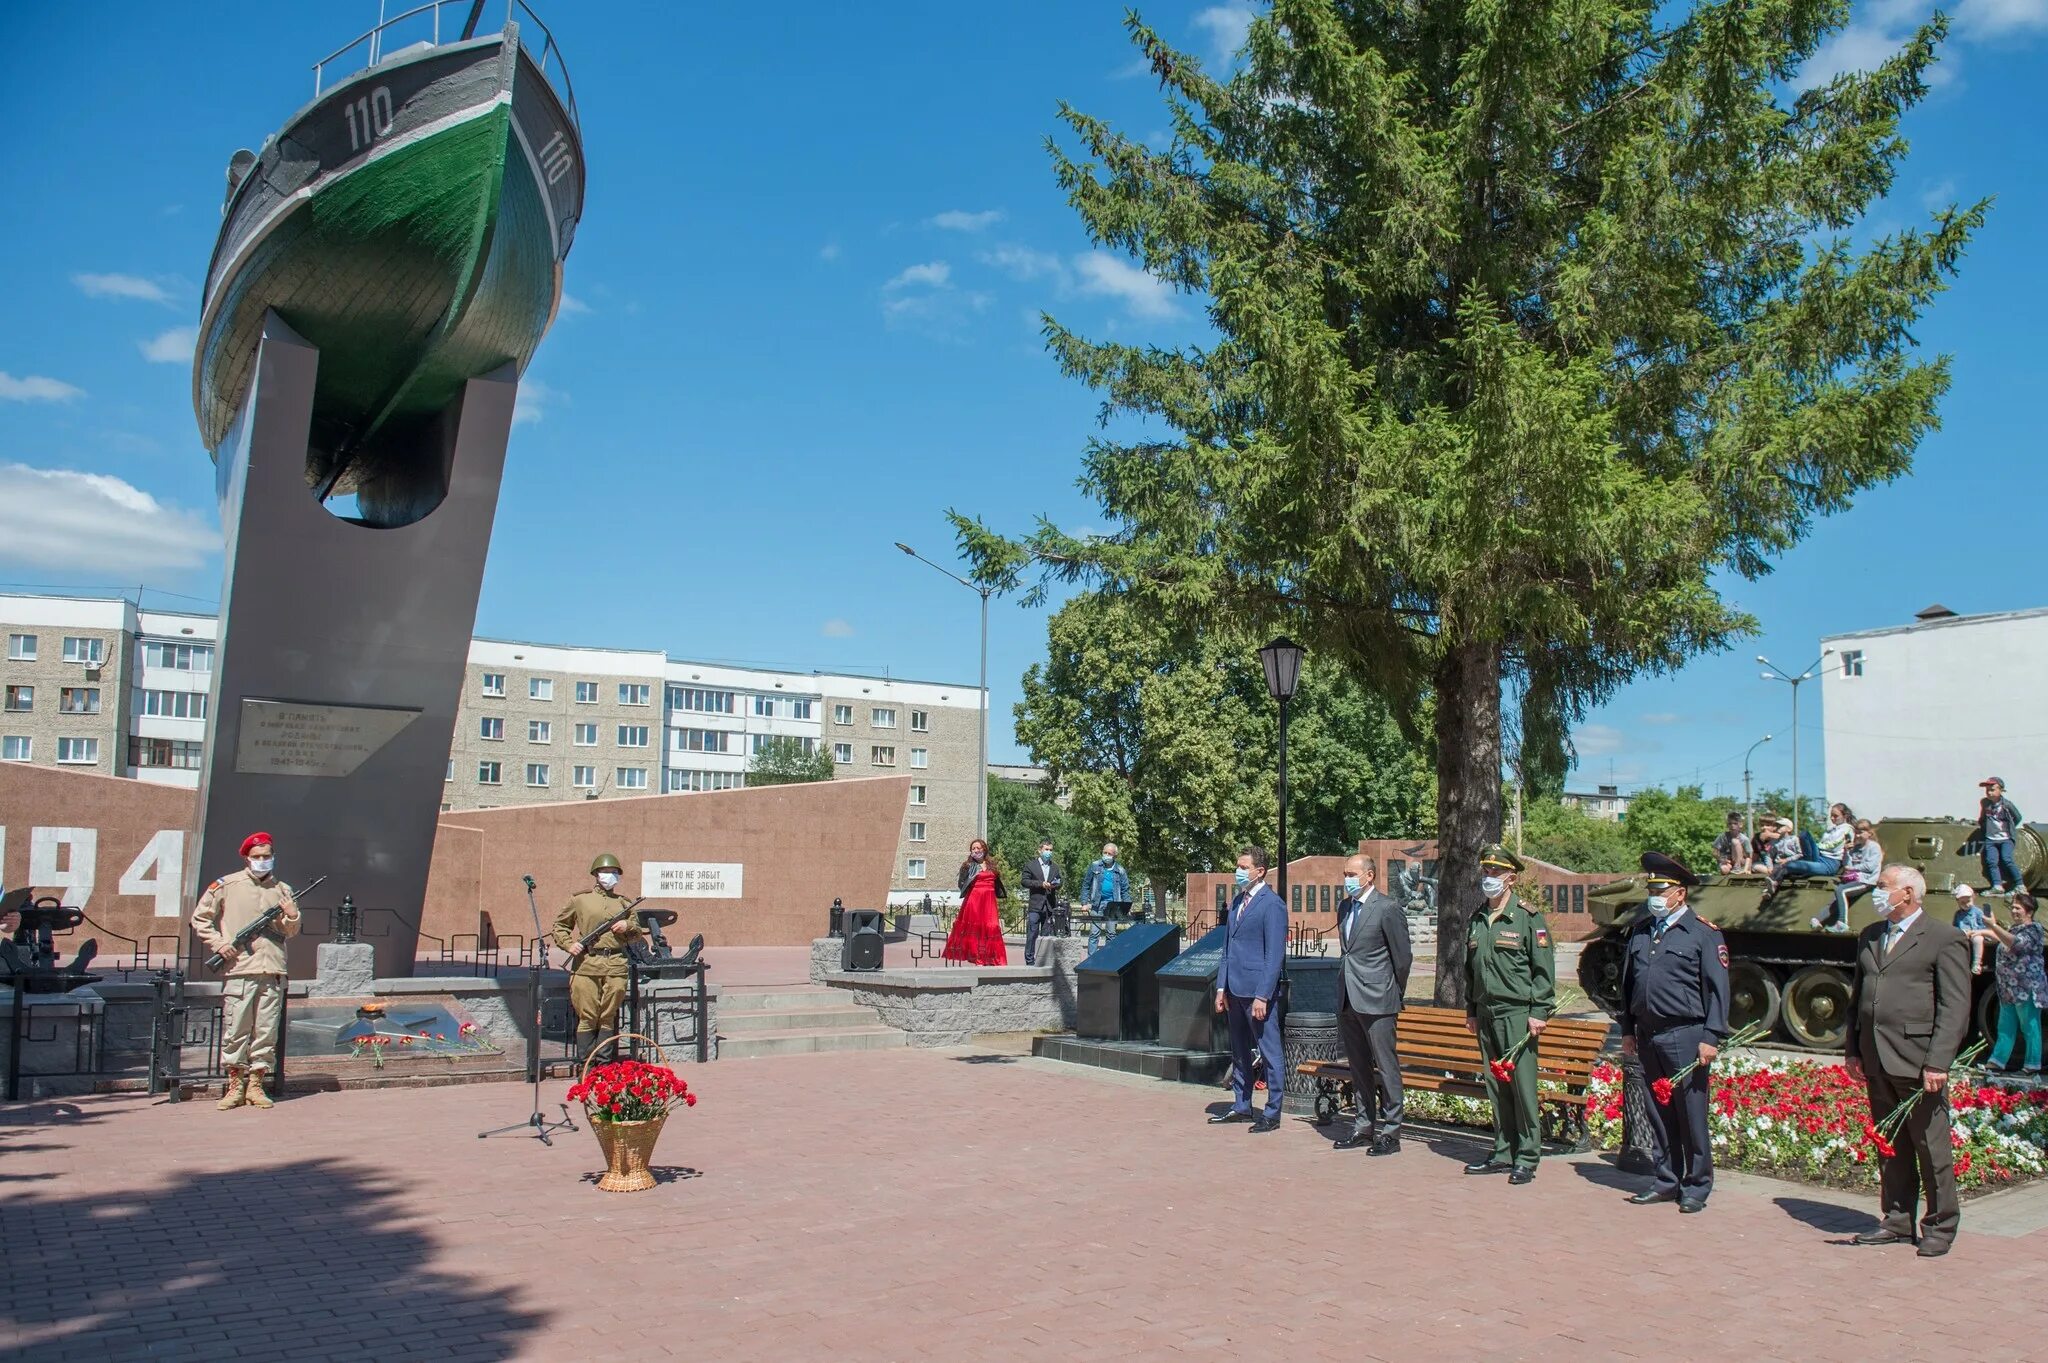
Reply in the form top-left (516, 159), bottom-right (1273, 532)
top-left (1619, 851), bottom-right (1730, 1214)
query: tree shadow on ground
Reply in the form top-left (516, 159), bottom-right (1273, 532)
top-left (952, 1054), bottom-right (1018, 1065)
top-left (0, 1156), bottom-right (549, 1361)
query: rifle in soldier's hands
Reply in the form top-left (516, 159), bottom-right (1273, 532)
top-left (566, 896), bottom-right (646, 957)
top-left (206, 875), bottom-right (328, 971)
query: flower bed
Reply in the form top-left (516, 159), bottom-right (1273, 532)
top-left (1585, 1057), bottom-right (2048, 1192)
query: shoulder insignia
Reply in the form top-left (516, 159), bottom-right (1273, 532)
top-left (207, 879), bottom-right (224, 893)
top-left (1699, 918), bottom-right (1720, 931)
top-left (1717, 943), bottom-right (1730, 968)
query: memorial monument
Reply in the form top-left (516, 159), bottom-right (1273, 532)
top-left (184, 4), bottom-right (585, 977)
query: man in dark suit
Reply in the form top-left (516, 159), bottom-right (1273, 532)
top-left (1020, 839), bottom-right (1062, 967)
top-left (1332, 855), bottom-right (1411, 1154)
top-left (1845, 864), bottom-right (1971, 1257)
top-left (1212, 845), bottom-right (1289, 1132)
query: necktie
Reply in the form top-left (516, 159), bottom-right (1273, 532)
top-left (1652, 920), bottom-right (1666, 946)
top-left (1885, 926), bottom-right (1901, 956)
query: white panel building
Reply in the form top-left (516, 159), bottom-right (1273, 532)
top-left (1820, 604), bottom-right (2048, 818)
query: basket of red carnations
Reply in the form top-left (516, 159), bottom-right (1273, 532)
top-left (566, 1034), bottom-right (699, 1192)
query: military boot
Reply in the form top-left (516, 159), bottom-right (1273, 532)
top-left (243, 1073), bottom-right (275, 1109)
top-left (574, 1029), bottom-right (599, 1068)
top-left (216, 1068), bottom-right (248, 1111)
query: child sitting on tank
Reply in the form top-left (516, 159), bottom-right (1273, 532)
top-left (1770, 804), bottom-right (1853, 889)
top-left (1811, 819), bottom-right (1884, 934)
top-left (1952, 883), bottom-right (1995, 976)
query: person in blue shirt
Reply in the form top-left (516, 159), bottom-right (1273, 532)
top-left (1082, 844), bottom-right (1130, 912)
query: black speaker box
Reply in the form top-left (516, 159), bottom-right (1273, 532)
top-left (841, 910), bottom-right (885, 971)
top-left (540, 992), bottom-right (574, 1041)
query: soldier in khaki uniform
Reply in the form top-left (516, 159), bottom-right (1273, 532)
top-left (1462, 845), bottom-right (1557, 1184)
top-left (553, 853), bottom-right (643, 1064)
top-left (191, 832), bottom-right (301, 1111)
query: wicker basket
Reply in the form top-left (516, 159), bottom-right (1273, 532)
top-left (579, 1032), bottom-right (672, 1193)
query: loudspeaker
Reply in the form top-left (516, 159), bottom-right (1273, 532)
top-left (540, 992), bottom-right (575, 1041)
top-left (841, 910), bottom-right (885, 971)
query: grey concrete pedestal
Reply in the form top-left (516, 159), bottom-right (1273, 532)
top-left (309, 942), bottom-right (377, 997)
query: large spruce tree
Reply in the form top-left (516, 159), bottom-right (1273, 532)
top-left (958, 1), bottom-right (1981, 1004)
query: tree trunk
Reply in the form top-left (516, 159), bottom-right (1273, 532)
top-left (1432, 639), bottom-right (1504, 1009)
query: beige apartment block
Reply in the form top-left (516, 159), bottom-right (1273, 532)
top-left (2, 596), bottom-right (134, 778)
top-left (444, 640), bottom-right (668, 811)
top-left (819, 676), bottom-right (981, 898)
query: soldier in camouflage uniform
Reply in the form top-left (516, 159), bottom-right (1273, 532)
top-left (553, 853), bottom-right (643, 1065)
top-left (191, 832), bottom-right (301, 1111)
top-left (1463, 845), bottom-right (1557, 1184)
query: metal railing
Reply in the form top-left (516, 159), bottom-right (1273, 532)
top-left (311, 0), bottom-right (578, 125)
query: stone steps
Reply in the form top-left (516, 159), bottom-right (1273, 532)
top-left (720, 1004), bottom-right (891, 1033)
top-left (716, 984), bottom-right (907, 1058)
top-left (716, 1026), bottom-right (907, 1058)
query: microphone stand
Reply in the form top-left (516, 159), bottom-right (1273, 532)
top-left (478, 875), bottom-right (577, 1144)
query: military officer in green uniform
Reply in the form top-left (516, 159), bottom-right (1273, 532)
top-left (553, 853), bottom-right (644, 1064)
top-left (1463, 845), bottom-right (1557, 1184)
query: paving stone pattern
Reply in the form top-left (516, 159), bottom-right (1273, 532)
top-left (3, 1045), bottom-right (2044, 1362)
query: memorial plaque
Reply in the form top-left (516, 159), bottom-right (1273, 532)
top-left (641, 861), bottom-right (744, 899)
top-left (233, 699), bottom-right (420, 777)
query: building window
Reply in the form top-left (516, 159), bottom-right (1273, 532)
top-left (129, 737), bottom-right (203, 770)
top-left (752, 733), bottom-right (817, 756)
top-left (832, 742), bottom-right (853, 764)
top-left (617, 724), bottom-right (650, 748)
top-left (2, 736), bottom-right (30, 761)
top-left (675, 728), bottom-right (729, 754)
top-left (481, 672), bottom-right (506, 697)
top-left (910, 783), bottom-right (927, 805)
top-left (910, 710), bottom-right (930, 733)
top-left (60, 687), bottom-right (100, 715)
top-left (480, 716), bottom-right (504, 741)
top-left (143, 641), bottom-right (212, 671)
top-left (446, 759), bottom-right (453, 781)
top-left (907, 858), bottom-right (928, 881)
top-left (62, 637), bottom-right (104, 666)
top-left (871, 744), bottom-right (896, 767)
top-left (908, 821), bottom-right (927, 842)
top-left (575, 681), bottom-right (599, 704)
top-left (57, 737), bottom-right (100, 765)
top-left (832, 704), bottom-right (852, 725)
top-left (477, 761), bottom-right (501, 784)
top-left (526, 763), bottom-right (550, 787)
top-left (3, 685), bottom-right (30, 712)
top-left (619, 683), bottom-right (651, 707)
top-left (1840, 649), bottom-right (1864, 678)
top-left (529, 677), bottom-right (554, 701)
top-left (616, 767), bottom-right (648, 790)
top-left (141, 689), bottom-right (207, 719)
top-left (529, 720), bottom-right (552, 743)
top-left (669, 769), bottom-right (743, 792)
top-left (7, 633), bottom-right (35, 661)
top-left (574, 723), bottom-right (598, 746)
top-left (872, 707), bottom-right (896, 729)
top-left (752, 695), bottom-right (776, 718)
top-left (668, 686), bottom-right (733, 714)
top-left (791, 699), bottom-right (814, 720)
top-left (910, 747), bottom-right (929, 769)
top-left (573, 765), bottom-right (597, 789)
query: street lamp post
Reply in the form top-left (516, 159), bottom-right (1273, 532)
top-left (1258, 637), bottom-right (1305, 905)
top-left (1742, 735), bottom-right (1773, 839)
top-left (896, 542), bottom-right (991, 843)
top-left (1757, 651), bottom-right (1831, 835)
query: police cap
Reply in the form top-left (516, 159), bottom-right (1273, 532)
top-left (1641, 851), bottom-right (1699, 889)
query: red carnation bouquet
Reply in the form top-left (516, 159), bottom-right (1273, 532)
top-left (1489, 1031), bottom-right (1537, 1081)
top-left (567, 1058), bottom-right (699, 1125)
top-left (1650, 1019), bottom-right (1773, 1105)
top-left (1864, 1040), bottom-right (1987, 1157)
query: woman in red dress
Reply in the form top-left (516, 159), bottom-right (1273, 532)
top-left (943, 838), bottom-right (1009, 966)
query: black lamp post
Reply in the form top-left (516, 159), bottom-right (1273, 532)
top-left (1258, 636), bottom-right (1305, 904)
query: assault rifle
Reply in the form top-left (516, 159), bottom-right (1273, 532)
top-left (205, 874), bottom-right (328, 972)
top-left (571, 896), bottom-right (647, 955)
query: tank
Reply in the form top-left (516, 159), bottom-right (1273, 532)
top-left (1576, 818), bottom-right (2047, 1051)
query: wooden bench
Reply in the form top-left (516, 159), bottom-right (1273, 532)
top-left (1295, 1005), bottom-right (1613, 1150)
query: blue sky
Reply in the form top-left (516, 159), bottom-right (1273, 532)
top-left (1, 1), bottom-right (2043, 800)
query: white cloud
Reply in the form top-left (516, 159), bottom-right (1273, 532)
top-left (139, 326), bottom-right (197, 364)
top-left (72, 272), bottom-right (172, 304)
top-left (978, 245), bottom-right (1068, 284)
top-left (1638, 712), bottom-right (1683, 726)
top-left (558, 292), bottom-right (592, 316)
top-left (1572, 723), bottom-right (1628, 757)
top-left (1956, 0), bottom-right (2048, 38)
top-left (928, 209), bottom-right (1004, 232)
top-left (1920, 179), bottom-right (1957, 212)
top-left (1192, 4), bottom-right (1255, 66)
top-left (821, 619), bottom-right (856, 638)
top-left (0, 372), bottom-right (85, 402)
top-left (0, 464), bottom-right (217, 575)
top-left (1072, 252), bottom-right (1178, 319)
top-left (819, 242), bottom-right (842, 262)
top-left (1796, 2), bottom-right (1968, 90)
top-left (885, 261), bottom-right (952, 290)
top-left (512, 379), bottom-right (561, 426)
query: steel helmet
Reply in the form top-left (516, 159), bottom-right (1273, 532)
top-left (590, 853), bottom-right (623, 874)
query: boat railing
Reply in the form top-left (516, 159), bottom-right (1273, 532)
top-left (312, 0), bottom-right (578, 126)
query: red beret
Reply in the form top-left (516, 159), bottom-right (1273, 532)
top-left (240, 832), bottom-right (273, 857)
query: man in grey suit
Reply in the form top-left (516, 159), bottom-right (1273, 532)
top-left (1845, 864), bottom-right (1972, 1257)
top-left (1332, 856), bottom-right (1412, 1153)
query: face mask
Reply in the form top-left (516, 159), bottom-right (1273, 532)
top-left (1040, 850), bottom-right (1052, 861)
top-left (970, 850), bottom-right (984, 863)
top-left (1647, 892), bottom-right (1671, 917)
top-left (249, 857), bottom-right (274, 877)
top-left (1344, 875), bottom-right (1361, 894)
top-left (596, 871), bottom-right (619, 889)
top-left (1234, 868), bottom-right (1252, 887)
top-left (1481, 875), bottom-right (1506, 899)
top-left (1870, 887), bottom-right (1893, 916)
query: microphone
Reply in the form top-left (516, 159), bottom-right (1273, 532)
top-left (521, 874), bottom-right (536, 890)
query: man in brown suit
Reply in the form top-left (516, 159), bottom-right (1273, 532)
top-left (1844, 864), bottom-right (1971, 1257)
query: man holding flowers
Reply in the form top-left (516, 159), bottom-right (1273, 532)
top-left (1618, 852), bottom-right (1730, 1214)
top-left (1844, 864), bottom-right (1971, 1257)
top-left (1463, 846), bottom-right (1556, 1185)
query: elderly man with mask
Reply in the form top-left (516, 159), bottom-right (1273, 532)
top-left (1619, 852), bottom-right (1730, 1214)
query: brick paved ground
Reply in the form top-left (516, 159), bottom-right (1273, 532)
top-left (3, 1045), bottom-right (2043, 1363)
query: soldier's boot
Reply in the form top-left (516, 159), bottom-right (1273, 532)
top-left (243, 1072), bottom-right (275, 1109)
top-left (574, 1029), bottom-right (599, 1068)
top-left (216, 1068), bottom-right (248, 1111)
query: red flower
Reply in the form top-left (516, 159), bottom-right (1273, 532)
top-left (685, 1092), bottom-right (698, 1107)
top-left (1863, 1122), bottom-right (1895, 1159)
top-left (1651, 1078), bottom-right (1675, 1106)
